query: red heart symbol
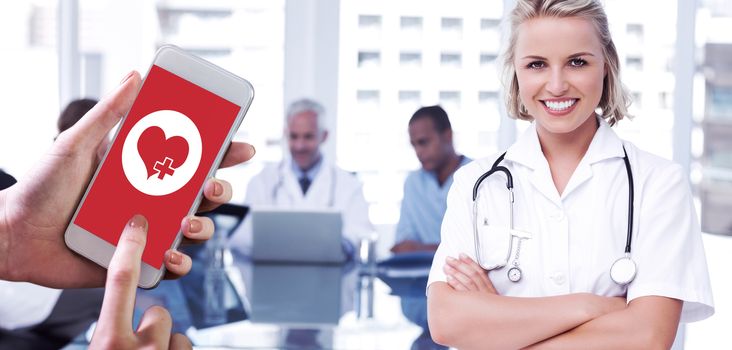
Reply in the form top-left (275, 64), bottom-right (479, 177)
top-left (137, 126), bottom-right (189, 180)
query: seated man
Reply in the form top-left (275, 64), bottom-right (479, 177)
top-left (389, 105), bottom-right (469, 348)
top-left (229, 98), bottom-right (373, 255)
top-left (391, 105), bottom-right (470, 254)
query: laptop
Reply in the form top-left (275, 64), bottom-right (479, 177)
top-left (250, 209), bottom-right (347, 264)
top-left (248, 263), bottom-right (344, 325)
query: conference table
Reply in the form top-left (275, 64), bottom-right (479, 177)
top-left (128, 240), bottom-right (442, 350)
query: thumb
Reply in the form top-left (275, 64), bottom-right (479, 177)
top-left (62, 71), bottom-right (142, 151)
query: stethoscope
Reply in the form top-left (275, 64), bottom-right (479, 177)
top-left (271, 159), bottom-right (337, 208)
top-left (472, 146), bottom-right (636, 285)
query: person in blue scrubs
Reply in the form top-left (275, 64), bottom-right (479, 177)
top-left (392, 105), bottom-right (470, 254)
top-left (390, 105), bottom-right (470, 348)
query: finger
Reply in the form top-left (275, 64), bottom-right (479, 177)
top-left (448, 255), bottom-right (490, 291)
top-left (444, 266), bottom-right (474, 292)
top-left (446, 275), bottom-right (468, 292)
top-left (180, 216), bottom-right (214, 243)
top-left (169, 333), bottom-right (193, 350)
top-left (456, 257), bottom-right (497, 294)
top-left (58, 71), bottom-right (141, 152)
top-left (96, 214), bottom-right (148, 335)
top-left (162, 250), bottom-right (192, 279)
top-left (458, 254), bottom-right (494, 290)
top-left (219, 142), bottom-right (256, 169)
top-left (443, 263), bottom-right (478, 291)
top-left (136, 305), bottom-right (172, 349)
top-left (197, 178), bottom-right (232, 212)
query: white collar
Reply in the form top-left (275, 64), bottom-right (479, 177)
top-left (504, 117), bottom-right (624, 169)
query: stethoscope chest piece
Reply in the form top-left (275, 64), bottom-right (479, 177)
top-left (474, 146), bottom-right (636, 287)
top-left (610, 255), bottom-right (636, 285)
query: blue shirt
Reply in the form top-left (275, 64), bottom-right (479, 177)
top-left (395, 155), bottom-right (471, 244)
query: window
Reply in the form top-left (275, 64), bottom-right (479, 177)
top-left (479, 91), bottom-right (499, 104)
top-left (441, 17), bottom-right (463, 33)
top-left (480, 53), bottom-right (498, 67)
top-left (400, 16), bottom-right (422, 31)
top-left (440, 91), bottom-right (461, 108)
top-left (709, 86), bottom-right (732, 118)
top-left (440, 52), bottom-right (462, 68)
top-left (358, 15), bottom-right (381, 29)
top-left (480, 18), bottom-right (500, 31)
top-left (399, 90), bottom-right (421, 104)
top-left (399, 52), bottom-right (422, 67)
top-left (626, 23), bottom-right (644, 43)
top-left (479, 18), bottom-right (501, 47)
top-left (626, 56), bottom-right (643, 71)
top-left (357, 90), bottom-right (380, 105)
top-left (358, 51), bottom-right (381, 68)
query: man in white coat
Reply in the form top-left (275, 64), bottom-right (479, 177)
top-left (229, 99), bottom-right (373, 255)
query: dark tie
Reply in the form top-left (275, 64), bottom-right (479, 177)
top-left (299, 175), bottom-right (311, 195)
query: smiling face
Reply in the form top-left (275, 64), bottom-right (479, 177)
top-left (514, 16), bottom-right (606, 139)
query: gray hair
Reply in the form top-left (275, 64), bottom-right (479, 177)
top-left (286, 98), bottom-right (326, 132)
top-left (501, 0), bottom-right (632, 126)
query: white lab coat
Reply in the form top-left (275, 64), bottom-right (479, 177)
top-left (228, 156), bottom-right (373, 253)
top-left (428, 118), bottom-right (714, 323)
top-left (0, 281), bottom-right (61, 329)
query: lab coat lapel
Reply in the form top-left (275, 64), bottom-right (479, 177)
top-left (505, 123), bottom-right (563, 206)
top-left (305, 160), bottom-right (333, 207)
top-left (282, 166), bottom-right (306, 206)
top-left (561, 157), bottom-right (592, 199)
top-left (530, 157), bottom-right (563, 205)
top-left (562, 118), bottom-right (625, 198)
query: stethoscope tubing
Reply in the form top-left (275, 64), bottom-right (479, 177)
top-left (622, 147), bottom-right (634, 254)
top-left (472, 146), bottom-right (635, 284)
top-left (472, 152), bottom-right (514, 271)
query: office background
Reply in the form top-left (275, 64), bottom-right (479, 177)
top-left (0, 0), bottom-right (730, 348)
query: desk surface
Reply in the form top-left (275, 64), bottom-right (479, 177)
top-left (128, 248), bottom-right (441, 350)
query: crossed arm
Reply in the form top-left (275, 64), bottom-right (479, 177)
top-left (427, 255), bottom-right (682, 350)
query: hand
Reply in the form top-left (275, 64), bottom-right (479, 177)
top-left (90, 215), bottom-right (191, 349)
top-left (444, 253), bottom-right (498, 293)
top-left (390, 239), bottom-right (439, 253)
top-left (0, 71), bottom-right (256, 288)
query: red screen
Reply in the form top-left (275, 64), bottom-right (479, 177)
top-left (75, 65), bottom-right (240, 268)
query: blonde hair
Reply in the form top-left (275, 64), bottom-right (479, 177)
top-left (502, 0), bottom-right (631, 126)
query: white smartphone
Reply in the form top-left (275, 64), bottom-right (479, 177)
top-left (65, 45), bottom-right (254, 288)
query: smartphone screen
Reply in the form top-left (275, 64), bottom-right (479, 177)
top-left (74, 65), bottom-right (241, 268)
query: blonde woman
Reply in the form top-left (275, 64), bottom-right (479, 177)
top-left (426, 0), bottom-right (714, 348)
